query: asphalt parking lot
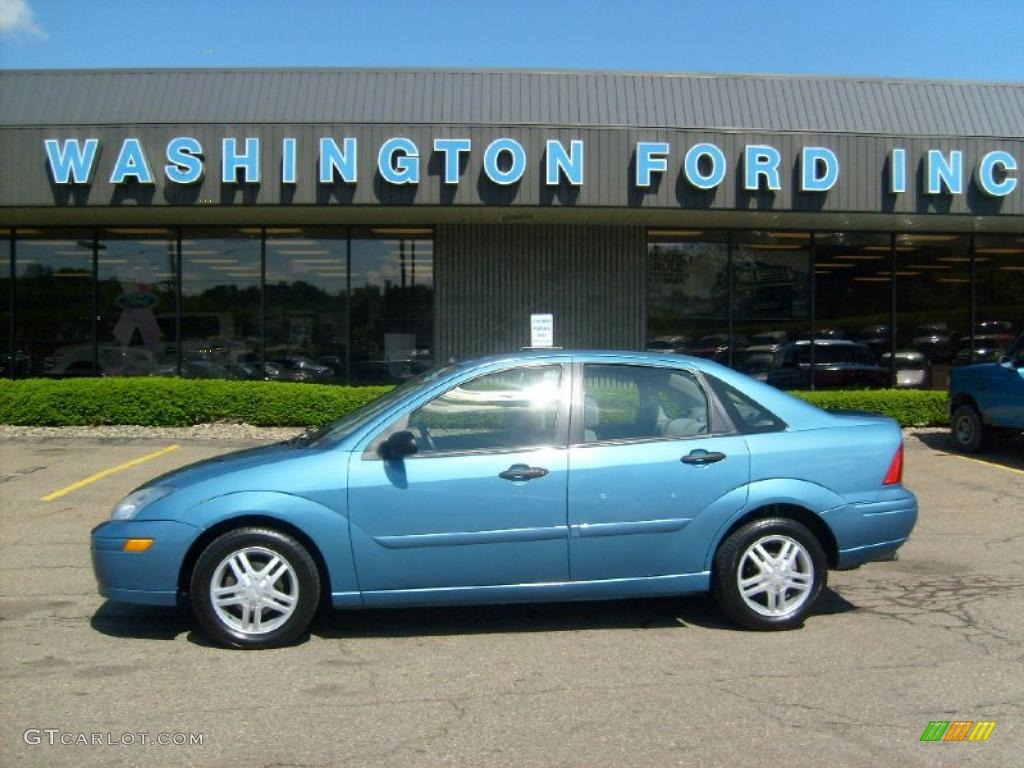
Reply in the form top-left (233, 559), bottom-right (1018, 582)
top-left (1, 429), bottom-right (1022, 767)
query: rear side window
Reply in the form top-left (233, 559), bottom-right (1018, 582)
top-left (581, 364), bottom-right (709, 442)
top-left (707, 376), bottom-right (786, 433)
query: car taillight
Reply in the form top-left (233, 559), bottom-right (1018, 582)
top-left (883, 442), bottom-right (904, 485)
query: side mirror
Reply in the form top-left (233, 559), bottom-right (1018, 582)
top-left (381, 430), bottom-right (418, 459)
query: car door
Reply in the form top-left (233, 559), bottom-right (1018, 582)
top-left (982, 337), bottom-right (1024, 428)
top-left (348, 362), bottom-right (571, 597)
top-left (568, 362), bottom-right (750, 581)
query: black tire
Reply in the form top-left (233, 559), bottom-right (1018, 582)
top-left (713, 517), bottom-right (827, 631)
top-left (950, 403), bottom-right (986, 453)
top-left (190, 527), bottom-right (321, 649)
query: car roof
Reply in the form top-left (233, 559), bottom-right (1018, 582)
top-left (793, 339), bottom-right (865, 347)
top-left (736, 344), bottom-right (782, 352)
top-left (450, 349), bottom-right (703, 367)
top-left (435, 349), bottom-right (835, 430)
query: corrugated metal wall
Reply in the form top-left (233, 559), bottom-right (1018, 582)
top-left (434, 224), bottom-right (646, 360)
top-left (3, 69), bottom-right (1023, 137)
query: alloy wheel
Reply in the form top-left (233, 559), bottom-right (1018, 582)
top-left (209, 546), bottom-right (300, 636)
top-left (736, 535), bottom-right (815, 618)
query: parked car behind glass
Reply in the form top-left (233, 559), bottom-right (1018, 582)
top-left (881, 351), bottom-right (931, 389)
top-left (795, 340), bottom-right (889, 389)
top-left (732, 343), bottom-right (808, 390)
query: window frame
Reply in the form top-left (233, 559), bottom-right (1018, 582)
top-left (363, 361), bottom-right (572, 460)
top-left (568, 362), bottom-right (736, 447)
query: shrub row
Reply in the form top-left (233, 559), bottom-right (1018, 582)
top-left (0, 378), bottom-right (950, 428)
top-left (0, 378), bottom-right (393, 427)
top-left (793, 389), bottom-right (948, 427)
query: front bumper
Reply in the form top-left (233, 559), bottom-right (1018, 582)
top-left (91, 519), bottom-right (199, 606)
top-left (825, 488), bottom-right (919, 570)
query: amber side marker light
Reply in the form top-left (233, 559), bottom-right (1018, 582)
top-left (883, 443), bottom-right (904, 485)
top-left (123, 539), bottom-right (155, 552)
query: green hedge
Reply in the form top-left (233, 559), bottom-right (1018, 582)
top-left (0, 378), bottom-right (949, 428)
top-left (792, 389), bottom-right (948, 427)
top-left (0, 378), bottom-right (393, 427)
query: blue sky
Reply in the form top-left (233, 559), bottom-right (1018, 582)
top-left (1, 0), bottom-right (1022, 81)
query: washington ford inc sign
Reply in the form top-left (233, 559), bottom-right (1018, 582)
top-left (43, 136), bottom-right (1020, 198)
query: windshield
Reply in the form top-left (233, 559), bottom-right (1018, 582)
top-left (306, 363), bottom-right (459, 446)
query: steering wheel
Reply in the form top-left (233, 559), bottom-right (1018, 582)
top-left (415, 422), bottom-right (435, 452)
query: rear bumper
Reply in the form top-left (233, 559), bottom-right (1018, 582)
top-left (826, 489), bottom-right (918, 570)
top-left (91, 519), bottom-right (198, 606)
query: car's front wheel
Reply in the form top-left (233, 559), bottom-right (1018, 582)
top-left (951, 403), bottom-right (986, 453)
top-left (713, 518), bottom-right (826, 630)
top-left (190, 527), bottom-right (321, 649)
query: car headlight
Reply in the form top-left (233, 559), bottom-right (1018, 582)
top-left (111, 486), bottom-right (175, 521)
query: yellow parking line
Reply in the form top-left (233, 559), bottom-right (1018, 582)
top-left (940, 451), bottom-right (1024, 476)
top-left (39, 445), bottom-right (181, 502)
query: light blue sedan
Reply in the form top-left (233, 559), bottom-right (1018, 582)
top-left (91, 351), bottom-right (917, 648)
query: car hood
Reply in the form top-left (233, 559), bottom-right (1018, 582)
top-left (143, 441), bottom-right (305, 489)
top-left (131, 438), bottom-right (355, 522)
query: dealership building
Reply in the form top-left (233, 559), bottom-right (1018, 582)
top-left (0, 68), bottom-right (1021, 387)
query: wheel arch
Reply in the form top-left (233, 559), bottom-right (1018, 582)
top-left (177, 515), bottom-right (333, 608)
top-left (950, 391), bottom-right (979, 415)
top-left (712, 503), bottom-right (840, 570)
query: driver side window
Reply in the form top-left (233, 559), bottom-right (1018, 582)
top-left (404, 365), bottom-right (563, 455)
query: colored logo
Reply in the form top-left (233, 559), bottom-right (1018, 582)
top-left (920, 720), bottom-right (996, 742)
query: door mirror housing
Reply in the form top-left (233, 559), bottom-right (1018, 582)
top-left (381, 430), bottom-right (418, 459)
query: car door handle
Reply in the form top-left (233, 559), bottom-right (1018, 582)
top-left (681, 450), bottom-right (726, 465)
top-left (499, 464), bottom-right (549, 481)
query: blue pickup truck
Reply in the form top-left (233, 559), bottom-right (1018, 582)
top-left (949, 333), bottom-right (1024, 452)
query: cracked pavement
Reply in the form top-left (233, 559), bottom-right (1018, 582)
top-left (0, 431), bottom-right (1021, 767)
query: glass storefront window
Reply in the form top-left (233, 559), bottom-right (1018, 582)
top-left (974, 235), bottom-right (1024, 365)
top-left (813, 233), bottom-right (894, 389)
top-left (350, 229), bottom-right (433, 384)
top-left (14, 229), bottom-right (94, 376)
top-left (895, 234), bottom-right (971, 390)
top-left (97, 229), bottom-right (178, 376)
top-left (1, 231), bottom-right (11, 376)
top-left (731, 231), bottom-right (811, 387)
top-left (180, 229), bottom-right (262, 379)
top-left (646, 230), bottom-right (730, 361)
top-left (265, 229), bottom-right (349, 382)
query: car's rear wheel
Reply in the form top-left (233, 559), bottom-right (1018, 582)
top-left (190, 527), bottom-right (320, 649)
top-left (713, 518), bottom-right (826, 630)
top-left (951, 403), bottom-right (986, 453)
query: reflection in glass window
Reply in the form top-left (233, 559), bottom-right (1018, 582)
top-left (407, 365), bottom-right (561, 453)
top-left (813, 232), bottom-right (893, 388)
top-left (973, 235), bottom-right (1024, 365)
top-left (350, 231), bottom-right (433, 383)
top-left (647, 231), bottom-right (729, 360)
top-left (1, 231), bottom-right (10, 376)
top-left (895, 234), bottom-right (970, 390)
top-left (97, 229), bottom-right (177, 377)
top-left (265, 229), bottom-right (348, 383)
top-left (732, 231), bottom-right (811, 347)
top-left (14, 230), bottom-right (94, 376)
top-left (582, 365), bottom-right (709, 442)
top-left (180, 230), bottom-right (261, 380)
